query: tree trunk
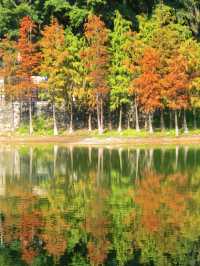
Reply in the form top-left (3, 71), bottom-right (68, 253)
top-left (88, 112), bottom-right (92, 132)
top-left (135, 148), bottom-right (140, 182)
top-left (100, 98), bottom-right (104, 134)
top-left (170, 110), bottom-right (173, 129)
top-left (97, 148), bottom-right (103, 184)
top-left (89, 146), bottom-right (92, 164)
top-left (160, 109), bottom-right (165, 131)
top-left (29, 98), bottom-right (33, 136)
top-left (54, 145), bottom-right (58, 178)
top-left (52, 102), bottom-right (58, 136)
top-left (175, 145), bottom-right (179, 169)
top-left (97, 104), bottom-right (101, 133)
top-left (69, 103), bottom-right (73, 134)
top-left (149, 113), bottom-right (153, 133)
top-left (118, 148), bottom-right (122, 172)
top-left (29, 147), bottom-right (33, 180)
top-left (183, 109), bottom-right (189, 134)
top-left (193, 109), bottom-right (197, 129)
top-left (175, 110), bottom-right (179, 136)
top-left (149, 148), bottom-right (154, 169)
top-left (108, 110), bottom-right (112, 131)
top-left (97, 98), bottom-right (103, 134)
top-left (11, 100), bottom-right (15, 132)
top-left (118, 106), bottom-right (122, 132)
top-left (135, 98), bottom-right (140, 132)
top-left (144, 114), bottom-right (148, 131)
top-left (20, 100), bottom-right (22, 124)
top-left (0, 212), bottom-right (3, 247)
top-left (184, 146), bottom-right (188, 167)
top-left (127, 113), bottom-right (130, 130)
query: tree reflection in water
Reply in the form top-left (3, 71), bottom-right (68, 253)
top-left (0, 145), bottom-right (199, 265)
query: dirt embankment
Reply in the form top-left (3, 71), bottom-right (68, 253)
top-left (1, 135), bottom-right (200, 146)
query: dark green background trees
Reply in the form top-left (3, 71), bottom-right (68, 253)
top-left (1, 0), bottom-right (200, 38)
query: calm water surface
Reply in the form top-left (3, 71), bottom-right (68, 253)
top-left (0, 144), bottom-right (200, 266)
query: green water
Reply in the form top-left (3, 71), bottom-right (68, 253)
top-left (0, 144), bottom-right (200, 266)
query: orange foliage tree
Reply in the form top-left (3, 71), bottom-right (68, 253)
top-left (82, 15), bottom-right (109, 134)
top-left (163, 55), bottom-right (190, 136)
top-left (17, 16), bottom-right (40, 135)
top-left (0, 37), bottom-right (18, 131)
top-left (40, 18), bottom-right (67, 136)
top-left (133, 48), bottom-right (162, 133)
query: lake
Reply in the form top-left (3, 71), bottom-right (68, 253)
top-left (0, 144), bottom-right (200, 266)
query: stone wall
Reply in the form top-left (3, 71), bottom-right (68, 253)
top-left (0, 102), bottom-right (20, 132)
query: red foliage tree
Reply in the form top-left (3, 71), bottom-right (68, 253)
top-left (0, 37), bottom-right (18, 131)
top-left (17, 16), bottom-right (40, 135)
top-left (134, 48), bottom-right (162, 133)
top-left (163, 55), bottom-right (190, 136)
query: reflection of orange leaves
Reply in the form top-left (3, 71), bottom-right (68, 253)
top-left (142, 213), bottom-right (160, 232)
top-left (86, 215), bottom-right (109, 239)
top-left (87, 239), bottom-right (110, 266)
top-left (21, 211), bottom-right (43, 235)
top-left (42, 217), bottom-right (68, 260)
top-left (22, 249), bottom-right (37, 265)
top-left (3, 215), bottom-right (20, 244)
top-left (0, 190), bottom-right (44, 265)
top-left (170, 173), bottom-right (187, 186)
top-left (85, 187), bottom-right (110, 266)
top-left (20, 210), bottom-right (43, 264)
top-left (135, 173), bottom-right (188, 233)
top-left (44, 231), bottom-right (67, 259)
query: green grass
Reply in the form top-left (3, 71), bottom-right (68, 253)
top-left (16, 116), bottom-right (54, 136)
top-left (11, 120), bottom-right (200, 138)
top-left (14, 128), bottom-right (200, 137)
top-left (90, 128), bottom-right (200, 138)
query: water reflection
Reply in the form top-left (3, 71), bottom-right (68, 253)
top-left (0, 145), bottom-right (200, 185)
top-left (0, 145), bottom-right (200, 265)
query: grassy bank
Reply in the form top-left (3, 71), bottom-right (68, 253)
top-left (14, 126), bottom-right (200, 138)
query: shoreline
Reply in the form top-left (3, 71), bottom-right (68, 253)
top-left (1, 135), bottom-right (200, 146)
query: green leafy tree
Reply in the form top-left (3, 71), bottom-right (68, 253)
top-left (109, 11), bottom-right (131, 132)
top-left (180, 38), bottom-right (200, 129)
top-left (61, 28), bottom-right (82, 133)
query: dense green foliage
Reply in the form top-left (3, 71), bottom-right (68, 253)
top-left (0, 0), bottom-right (199, 38)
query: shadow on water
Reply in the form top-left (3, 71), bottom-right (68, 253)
top-left (0, 145), bottom-right (200, 265)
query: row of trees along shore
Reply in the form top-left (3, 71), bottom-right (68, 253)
top-left (1, 4), bottom-right (200, 136)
